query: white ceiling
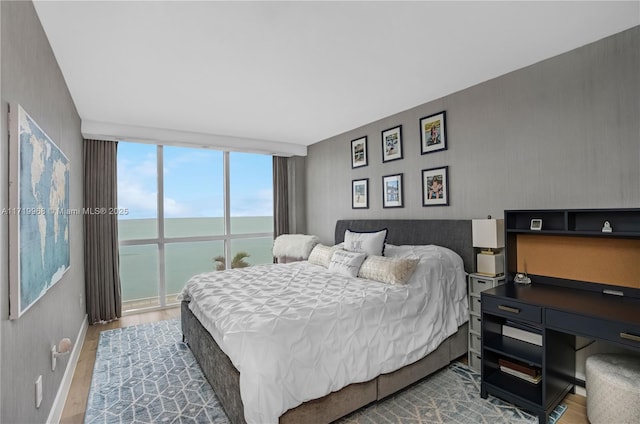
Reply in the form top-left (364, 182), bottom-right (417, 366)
top-left (33, 1), bottom-right (639, 155)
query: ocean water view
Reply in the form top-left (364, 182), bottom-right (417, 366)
top-left (119, 216), bottom-right (273, 307)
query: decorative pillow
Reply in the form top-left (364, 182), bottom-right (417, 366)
top-left (358, 255), bottom-right (420, 285)
top-left (328, 250), bottom-right (367, 277)
top-left (272, 234), bottom-right (319, 259)
top-left (308, 244), bottom-right (340, 268)
top-left (343, 229), bottom-right (388, 256)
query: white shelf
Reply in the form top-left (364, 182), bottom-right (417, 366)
top-left (467, 273), bottom-right (505, 371)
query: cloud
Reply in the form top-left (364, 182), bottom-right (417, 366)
top-left (164, 197), bottom-right (190, 217)
top-left (231, 188), bottom-right (273, 217)
top-left (117, 145), bottom-right (271, 220)
top-left (118, 152), bottom-right (193, 219)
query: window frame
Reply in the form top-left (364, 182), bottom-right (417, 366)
top-left (118, 144), bottom-right (273, 313)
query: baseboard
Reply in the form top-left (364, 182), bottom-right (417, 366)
top-left (47, 314), bottom-right (88, 424)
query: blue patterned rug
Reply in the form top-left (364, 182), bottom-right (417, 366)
top-left (85, 319), bottom-right (567, 424)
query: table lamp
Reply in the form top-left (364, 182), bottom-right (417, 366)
top-left (472, 218), bottom-right (505, 276)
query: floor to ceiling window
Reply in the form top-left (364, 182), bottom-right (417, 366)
top-left (117, 142), bottom-right (273, 312)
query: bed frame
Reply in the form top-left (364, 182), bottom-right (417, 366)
top-left (181, 219), bottom-right (474, 423)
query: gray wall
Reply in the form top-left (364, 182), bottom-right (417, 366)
top-left (306, 26), bottom-right (640, 244)
top-left (1, 2), bottom-right (85, 422)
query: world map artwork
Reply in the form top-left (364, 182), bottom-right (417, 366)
top-left (15, 105), bottom-right (70, 316)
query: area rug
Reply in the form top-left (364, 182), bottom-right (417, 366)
top-left (85, 319), bottom-right (567, 424)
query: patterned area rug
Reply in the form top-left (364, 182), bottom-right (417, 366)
top-left (85, 319), bottom-right (567, 424)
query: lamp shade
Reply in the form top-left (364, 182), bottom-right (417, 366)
top-left (472, 219), bottom-right (505, 248)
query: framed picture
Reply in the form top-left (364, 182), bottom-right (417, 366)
top-left (420, 111), bottom-right (447, 154)
top-left (422, 166), bottom-right (449, 206)
top-left (381, 125), bottom-right (403, 163)
top-left (352, 178), bottom-right (369, 209)
top-left (351, 136), bottom-right (368, 168)
top-left (8, 104), bottom-right (71, 319)
top-left (382, 173), bottom-right (403, 208)
top-left (530, 219), bottom-right (542, 230)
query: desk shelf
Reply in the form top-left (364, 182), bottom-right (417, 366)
top-left (505, 208), bottom-right (640, 236)
top-left (504, 208), bottom-right (640, 297)
top-left (481, 285), bottom-right (576, 424)
top-left (506, 228), bottom-right (640, 238)
top-left (484, 371), bottom-right (543, 406)
top-left (483, 332), bottom-right (542, 367)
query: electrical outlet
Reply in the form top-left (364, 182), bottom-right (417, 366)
top-left (35, 375), bottom-right (43, 408)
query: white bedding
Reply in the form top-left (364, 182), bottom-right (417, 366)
top-left (178, 244), bottom-right (468, 424)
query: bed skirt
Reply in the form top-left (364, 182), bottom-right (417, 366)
top-left (181, 301), bottom-right (468, 424)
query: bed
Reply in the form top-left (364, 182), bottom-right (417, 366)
top-left (180, 219), bottom-right (474, 424)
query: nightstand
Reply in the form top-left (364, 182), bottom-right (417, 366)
top-left (468, 273), bottom-right (504, 372)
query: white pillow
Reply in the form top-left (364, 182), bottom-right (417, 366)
top-left (328, 250), bottom-right (367, 277)
top-left (343, 229), bottom-right (387, 256)
top-left (308, 244), bottom-right (340, 268)
top-left (272, 234), bottom-right (319, 259)
top-left (358, 255), bottom-right (420, 285)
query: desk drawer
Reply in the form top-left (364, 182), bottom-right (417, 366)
top-left (547, 309), bottom-right (640, 351)
top-left (482, 296), bottom-right (541, 324)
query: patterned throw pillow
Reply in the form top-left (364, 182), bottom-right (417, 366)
top-left (343, 229), bottom-right (387, 256)
top-left (328, 250), bottom-right (367, 277)
top-left (358, 255), bottom-right (420, 285)
top-left (308, 244), bottom-right (340, 268)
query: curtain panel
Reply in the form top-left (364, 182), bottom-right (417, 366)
top-left (273, 156), bottom-right (289, 238)
top-left (84, 139), bottom-right (121, 323)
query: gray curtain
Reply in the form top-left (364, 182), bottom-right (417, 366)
top-left (84, 139), bottom-right (121, 324)
top-left (273, 156), bottom-right (289, 238)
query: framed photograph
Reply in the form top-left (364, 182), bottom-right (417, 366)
top-left (381, 125), bottom-right (403, 163)
top-left (420, 111), bottom-right (447, 154)
top-left (351, 136), bottom-right (368, 168)
top-left (530, 219), bottom-right (542, 231)
top-left (422, 166), bottom-right (449, 206)
top-left (352, 178), bottom-right (369, 209)
top-left (382, 173), bottom-right (403, 208)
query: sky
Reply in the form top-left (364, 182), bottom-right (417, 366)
top-left (117, 141), bottom-right (273, 220)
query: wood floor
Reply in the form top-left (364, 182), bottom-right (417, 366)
top-left (60, 307), bottom-right (588, 424)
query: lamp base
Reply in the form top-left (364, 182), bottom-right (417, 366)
top-left (477, 252), bottom-right (504, 277)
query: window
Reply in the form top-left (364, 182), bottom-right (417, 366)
top-left (117, 143), bottom-right (157, 241)
top-left (117, 142), bottom-right (273, 312)
top-left (230, 152), bottom-right (274, 235)
top-left (163, 147), bottom-right (224, 238)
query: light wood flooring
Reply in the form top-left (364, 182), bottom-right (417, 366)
top-left (60, 308), bottom-right (588, 424)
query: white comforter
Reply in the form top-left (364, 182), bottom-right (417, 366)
top-left (178, 245), bottom-right (468, 423)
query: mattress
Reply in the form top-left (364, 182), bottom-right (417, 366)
top-left (178, 244), bottom-right (468, 423)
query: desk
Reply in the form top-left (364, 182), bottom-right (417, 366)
top-left (480, 282), bottom-right (640, 423)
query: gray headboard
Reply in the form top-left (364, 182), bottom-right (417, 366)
top-left (335, 219), bottom-right (474, 273)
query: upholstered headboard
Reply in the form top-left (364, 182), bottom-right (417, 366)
top-left (335, 219), bottom-right (474, 273)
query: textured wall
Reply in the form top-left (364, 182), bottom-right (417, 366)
top-left (0, 2), bottom-right (85, 422)
top-left (306, 27), bottom-right (640, 244)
